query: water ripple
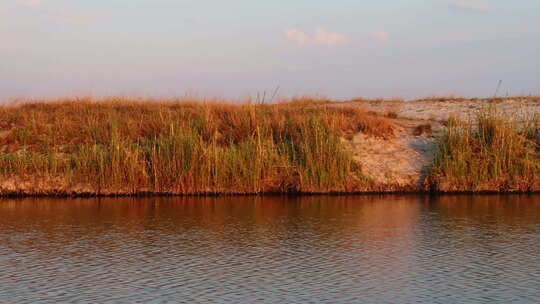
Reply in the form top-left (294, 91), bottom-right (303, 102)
top-left (1, 195), bottom-right (539, 303)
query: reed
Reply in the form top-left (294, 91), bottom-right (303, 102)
top-left (429, 106), bottom-right (540, 192)
top-left (0, 97), bottom-right (394, 195)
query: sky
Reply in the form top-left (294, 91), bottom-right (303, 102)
top-left (1, 0), bottom-right (539, 100)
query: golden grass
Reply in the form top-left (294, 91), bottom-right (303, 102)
top-left (429, 106), bottom-right (540, 192)
top-left (0, 97), bottom-right (395, 195)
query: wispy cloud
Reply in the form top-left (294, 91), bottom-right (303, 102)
top-left (15, 0), bottom-right (43, 7)
top-left (371, 31), bottom-right (390, 41)
top-left (314, 28), bottom-right (348, 46)
top-left (285, 28), bottom-right (348, 46)
top-left (449, 0), bottom-right (491, 12)
top-left (285, 29), bottom-right (311, 46)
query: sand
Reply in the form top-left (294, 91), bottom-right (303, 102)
top-left (337, 98), bottom-right (540, 190)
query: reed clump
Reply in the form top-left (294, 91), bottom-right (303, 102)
top-left (0, 97), bottom-right (394, 195)
top-left (429, 107), bottom-right (540, 192)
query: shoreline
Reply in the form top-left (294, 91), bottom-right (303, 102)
top-left (1, 96), bottom-right (540, 197)
top-left (3, 189), bottom-right (540, 198)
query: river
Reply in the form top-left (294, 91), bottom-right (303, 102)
top-left (1, 195), bottom-right (539, 303)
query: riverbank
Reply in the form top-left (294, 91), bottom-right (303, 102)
top-left (1, 96), bottom-right (540, 196)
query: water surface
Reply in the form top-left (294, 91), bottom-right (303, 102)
top-left (1, 195), bottom-right (539, 303)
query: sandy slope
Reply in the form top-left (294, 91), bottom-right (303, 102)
top-left (337, 98), bottom-right (540, 190)
top-left (346, 118), bottom-right (438, 190)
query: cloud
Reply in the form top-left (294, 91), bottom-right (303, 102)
top-left (285, 28), bottom-right (348, 46)
top-left (449, 0), bottom-right (491, 12)
top-left (314, 28), bottom-right (348, 46)
top-left (285, 29), bottom-right (311, 46)
top-left (371, 31), bottom-right (390, 41)
top-left (15, 0), bottom-right (43, 7)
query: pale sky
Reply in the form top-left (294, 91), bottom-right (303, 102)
top-left (1, 0), bottom-right (539, 100)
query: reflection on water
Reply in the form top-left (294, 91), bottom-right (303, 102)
top-left (1, 195), bottom-right (539, 303)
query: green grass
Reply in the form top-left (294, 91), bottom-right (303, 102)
top-left (429, 106), bottom-right (540, 192)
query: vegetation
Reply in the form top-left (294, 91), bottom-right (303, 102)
top-left (414, 123), bottom-right (432, 136)
top-left (3, 96), bottom-right (540, 196)
top-left (429, 107), bottom-right (540, 192)
top-left (0, 97), bottom-right (395, 195)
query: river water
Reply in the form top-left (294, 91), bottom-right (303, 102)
top-left (0, 195), bottom-right (539, 303)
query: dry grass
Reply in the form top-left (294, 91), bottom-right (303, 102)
top-left (0, 97), bottom-right (394, 195)
top-left (429, 106), bottom-right (540, 192)
top-left (414, 123), bottom-right (432, 136)
top-left (384, 110), bottom-right (398, 119)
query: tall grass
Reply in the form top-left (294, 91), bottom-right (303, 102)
top-left (430, 106), bottom-right (540, 192)
top-left (0, 98), bottom-right (394, 195)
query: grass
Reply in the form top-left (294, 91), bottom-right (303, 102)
top-left (0, 97), bottom-right (394, 195)
top-left (429, 106), bottom-right (540, 192)
top-left (385, 111), bottom-right (398, 119)
top-left (414, 123), bottom-right (432, 136)
top-left (4, 96), bottom-right (540, 195)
